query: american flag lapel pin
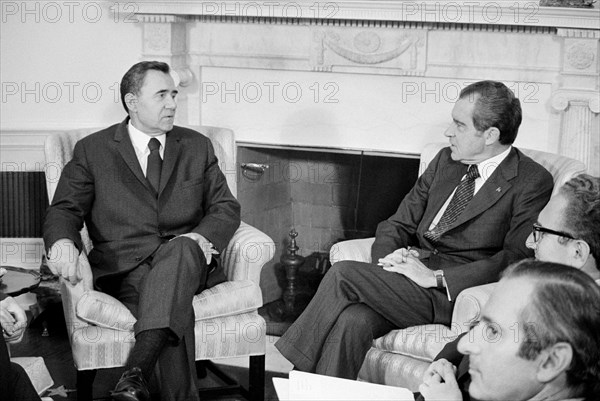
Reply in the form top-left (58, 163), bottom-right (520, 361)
top-left (496, 187), bottom-right (502, 192)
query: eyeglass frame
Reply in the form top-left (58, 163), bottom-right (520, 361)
top-left (532, 223), bottom-right (577, 242)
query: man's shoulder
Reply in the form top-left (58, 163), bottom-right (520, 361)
top-left (511, 147), bottom-right (553, 180)
top-left (170, 125), bottom-right (211, 143)
top-left (78, 123), bottom-right (121, 146)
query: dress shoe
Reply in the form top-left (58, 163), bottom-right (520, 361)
top-left (111, 367), bottom-right (150, 401)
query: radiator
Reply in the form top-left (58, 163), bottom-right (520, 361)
top-left (0, 172), bottom-right (48, 237)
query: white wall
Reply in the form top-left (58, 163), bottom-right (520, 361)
top-left (0, 1), bottom-right (142, 132)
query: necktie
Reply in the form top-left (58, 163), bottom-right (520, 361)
top-left (147, 138), bottom-right (162, 194)
top-left (424, 164), bottom-right (480, 243)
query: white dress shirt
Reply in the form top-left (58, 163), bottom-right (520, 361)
top-left (128, 122), bottom-right (166, 176)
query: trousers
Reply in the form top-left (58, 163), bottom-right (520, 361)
top-left (103, 236), bottom-right (216, 401)
top-left (275, 260), bottom-right (454, 379)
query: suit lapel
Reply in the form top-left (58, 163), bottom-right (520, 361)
top-left (449, 148), bottom-right (519, 229)
top-left (159, 129), bottom-right (182, 194)
top-left (113, 119), bottom-right (152, 192)
top-left (422, 162), bottom-right (468, 230)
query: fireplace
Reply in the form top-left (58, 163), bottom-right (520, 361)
top-left (237, 145), bottom-right (419, 303)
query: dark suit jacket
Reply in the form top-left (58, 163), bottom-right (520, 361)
top-left (372, 147), bottom-right (553, 298)
top-left (43, 119), bottom-right (241, 287)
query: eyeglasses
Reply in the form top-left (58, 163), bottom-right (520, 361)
top-left (532, 223), bottom-right (577, 242)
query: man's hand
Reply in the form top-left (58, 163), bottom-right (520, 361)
top-left (1, 296), bottom-right (28, 343)
top-left (174, 233), bottom-right (218, 265)
top-left (47, 238), bottom-right (81, 285)
top-left (419, 359), bottom-right (462, 400)
top-left (380, 247), bottom-right (420, 264)
top-left (378, 249), bottom-right (436, 288)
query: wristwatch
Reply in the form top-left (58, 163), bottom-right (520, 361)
top-left (434, 270), bottom-right (445, 288)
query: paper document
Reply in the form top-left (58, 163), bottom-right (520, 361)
top-left (273, 371), bottom-right (414, 401)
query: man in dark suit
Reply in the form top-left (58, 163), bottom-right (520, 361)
top-left (275, 80), bottom-right (554, 380)
top-left (43, 61), bottom-right (241, 401)
top-left (418, 174), bottom-right (600, 400)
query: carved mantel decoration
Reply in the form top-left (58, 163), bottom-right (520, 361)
top-left (129, 1), bottom-right (600, 175)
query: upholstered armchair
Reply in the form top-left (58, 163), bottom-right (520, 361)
top-left (329, 143), bottom-right (586, 391)
top-left (44, 126), bottom-right (274, 401)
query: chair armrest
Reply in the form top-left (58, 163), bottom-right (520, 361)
top-left (451, 283), bottom-right (497, 332)
top-left (59, 251), bottom-right (95, 339)
top-left (221, 221), bottom-right (275, 284)
top-left (329, 238), bottom-right (375, 264)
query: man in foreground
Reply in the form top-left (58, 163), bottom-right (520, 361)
top-left (419, 173), bottom-right (600, 400)
top-left (276, 80), bottom-right (553, 379)
top-left (420, 260), bottom-right (600, 400)
top-left (44, 61), bottom-right (241, 400)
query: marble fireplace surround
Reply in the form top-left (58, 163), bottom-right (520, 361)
top-left (132, 1), bottom-right (600, 176)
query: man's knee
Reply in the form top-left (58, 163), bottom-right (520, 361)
top-left (156, 236), bottom-right (206, 279)
top-left (161, 236), bottom-right (205, 263)
top-left (327, 260), bottom-right (369, 284)
top-left (336, 305), bottom-right (379, 334)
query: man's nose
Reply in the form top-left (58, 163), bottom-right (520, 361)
top-left (457, 327), bottom-right (480, 355)
top-left (444, 126), bottom-right (454, 137)
top-left (457, 331), bottom-right (475, 355)
top-left (525, 232), bottom-right (536, 250)
top-left (165, 96), bottom-right (177, 109)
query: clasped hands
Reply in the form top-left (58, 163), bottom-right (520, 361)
top-left (1, 296), bottom-right (28, 343)
top-left (378, 248), bottom-right (437, 288)
top-left (47, 234), bottom-right (216, 285)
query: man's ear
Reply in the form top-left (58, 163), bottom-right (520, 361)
top-left (483, 127), bottom-right (500, 145)
top-left (536, 342), bottom-right (573, 383)
top-left (124, 93), bottom-right (138, 113)
top-left (573, 240), bottom-right (591, 266)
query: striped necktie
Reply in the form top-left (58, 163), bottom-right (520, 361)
top-left (424, 164), bottom-right (480, 243)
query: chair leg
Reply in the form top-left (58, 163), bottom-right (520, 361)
top-left (76, 369), bottom-right (97, 401)
top-left (249, 355), bottom-right (265, 401)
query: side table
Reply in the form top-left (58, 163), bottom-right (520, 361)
top-left (0, 266), bottom-right (41, 296)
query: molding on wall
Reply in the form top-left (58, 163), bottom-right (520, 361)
top-left (133, 1), bottom-right (600, 29)
top-left (1, 131), bottom-right (49, 171)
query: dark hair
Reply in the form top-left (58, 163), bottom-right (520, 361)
top-left (459, 81), bottom-right (522, 145)
top-left (119, 61), bottom-right (170, 113)
top-left (503, 260), bottom-right (600, 399)
top-left (560, 174), bottom-right (600, 265)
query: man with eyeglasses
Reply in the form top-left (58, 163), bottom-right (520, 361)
top-left (418, 173), bottom-right (600, 400)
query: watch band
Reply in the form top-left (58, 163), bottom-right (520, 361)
top-left (435, 270), bottom-right (444, 288)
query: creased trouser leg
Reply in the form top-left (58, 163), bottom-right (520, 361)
top-left (275, 260), bottom-right (453, 377)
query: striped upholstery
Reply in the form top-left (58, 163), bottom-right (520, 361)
top-left (45, 127), bottom-right (274, 378)
top-left (330, 144), bottom-right (587, 391)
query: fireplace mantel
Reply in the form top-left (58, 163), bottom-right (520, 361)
top-left (129, 1), bottom-right (600, 175)
top-left (132, 1), bottom-right (600, 29)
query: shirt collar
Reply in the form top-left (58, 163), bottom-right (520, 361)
top-left (128, 122), bottom-right (166, 155)
top-left (476, 146), bottom-right (512, 181)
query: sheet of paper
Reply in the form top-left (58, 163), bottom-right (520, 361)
top-left (272, 377), bottom-right (290, 401)
top-left (285, 371), bottom-right (414, 401)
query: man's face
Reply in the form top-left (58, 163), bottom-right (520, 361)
top-left (457, 277), bottom-right (543, 400)
top-left (444, 96), bottom-right (488, 164)
top-left (128, 70), bottom-right (178, 136)
top-left (526, 194), bottom-right (573, 265)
